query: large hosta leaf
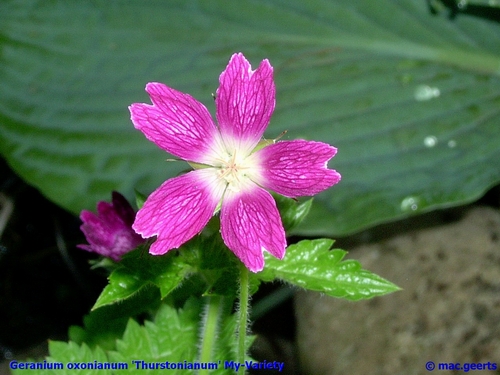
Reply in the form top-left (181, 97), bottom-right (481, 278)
top-left (0, 0), bottom-right (499, 236)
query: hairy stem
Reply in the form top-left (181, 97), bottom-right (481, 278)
top-left (238, 263), bottom-right (250, 364)
top-left (199, 295), bottom-right (223, 375)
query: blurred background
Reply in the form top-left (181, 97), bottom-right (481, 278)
top-left (1, 1), bottom-right (499, 374)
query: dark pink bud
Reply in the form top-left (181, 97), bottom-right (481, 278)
top-left (78, 192), bottom-right (144, 261)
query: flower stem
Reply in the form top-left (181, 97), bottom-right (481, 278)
top-left (238, 263), bottom-right (250, 364)
top-left (199, 295), bottom-right (223, 375)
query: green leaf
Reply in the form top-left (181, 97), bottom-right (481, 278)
top-left (11, 342), bottom-right (114, 375)
top-left (92, 234), bottom-right (246, 310)
top-left (12, 299), bottom-right (222, 375)
top-left (108, 299), bottom-right (202, 375)
top-left (93, 249), bottom-right (191, 310)
top-left (113, 303), bottom-right (198, 360)
top-left (134, 189), bottom-right (147, 210)
top-left (69, 288), bottom-right (161, 350)
top-left (430, 0), bottom-right (500, 11)
top-left (273, 194), bottom-right (313, 233)
top-left (258, 239), bottom-right (400, 300)
top-left (106, 297), bottom-right (253, 375)
top-left (177, 234), bottom-right (245, 298)
top-left (47, 342), bottom-right (113, 375)
top-left (1, 0), bottom-right (499, 236)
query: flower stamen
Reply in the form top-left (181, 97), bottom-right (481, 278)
top-left (213, 150), bottom-right (252, 192)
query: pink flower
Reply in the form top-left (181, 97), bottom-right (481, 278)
top-left (129, 53), bottom-right (340, 272)
top-left (78, 192), bottom-right (144, 261)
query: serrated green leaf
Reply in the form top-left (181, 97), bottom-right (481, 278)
top-left (258, 239), bottom-right (400, 300)
top-left (11, 298), bottom-right (249, 375)
top-left (69, 287), bottom-right (161, 350)
top-left (93, 268), bottom-right (150, 310)
top-left (11, 342), bottom-right (116, 375)
top-left (108, 299), bottom-right (202, 375)
top-left (93, 249), bottom-right (191, 310)
top-left (47, 342), bottom-right (115, 375)
top-left (92, 232), bottom-right (245, 311)
top-left (1, 0), bottom-right (499, 237)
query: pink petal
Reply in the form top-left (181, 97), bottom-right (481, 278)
top-left (79, 209), bottom-right (115, 250)
top-left (253, 140), bottom-right (341, 198)
top-left (95, 200), bottom-right (124, 232)
top-left (216, 53), bottom-right (275, 152)
top-left (220, 186), bottom-right (286, 272)
top-left (130, 82), bottom-right (220, 164)
top-left (78, 193), bottom-right (145, 261)
top-left (111, 191), bottom-right (136, 227)
top-left (133, 170), bottom-right (223, 255)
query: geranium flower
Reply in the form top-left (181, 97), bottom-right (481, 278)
top-left (78, 192), bottom-right (144, 261)
top-left (129, 53), bottom-right (340, 272)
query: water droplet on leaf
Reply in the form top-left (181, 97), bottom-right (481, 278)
top-left (424, 136), bottom-right (437, 148)
top-left (401, 196), bottom-right (420, 212)
top-left (414, 85), bottom-right (440, 101)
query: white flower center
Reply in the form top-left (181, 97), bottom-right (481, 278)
top-left (216, 150), bottom-right (251, 192)
top-left (196, 135), bottom-right (262, 197)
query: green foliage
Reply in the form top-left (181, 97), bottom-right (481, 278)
top-left (93, 248), bottom-right (191, 309)
top-left (429, 0), bottom-right (500, 11)
top-left (258, 239), bottom-right (400, 300)
top-left (69, 288), bottom-right (160, 350)
top-left (108, 301), bottom-right (201, 375)
top-left (1, 0), bottom-right (499, 236)
top-left (11, 342), bottom-right (112, 375)
top-left (92, 232), bottom-right (245, 310)
top-left (92, 195), bottom-right (398, 315)
top-left (272, 194), bottom-right (313, 233)
top-left (10, 196), bottom-right (399, 375)
top-left (134, 189), bottom-right (147, 210)
top-left (12, 299), bottom-right (246, 375)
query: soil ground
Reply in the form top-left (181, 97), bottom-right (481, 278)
top-left (296, 206), bottom-right (500, 375)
